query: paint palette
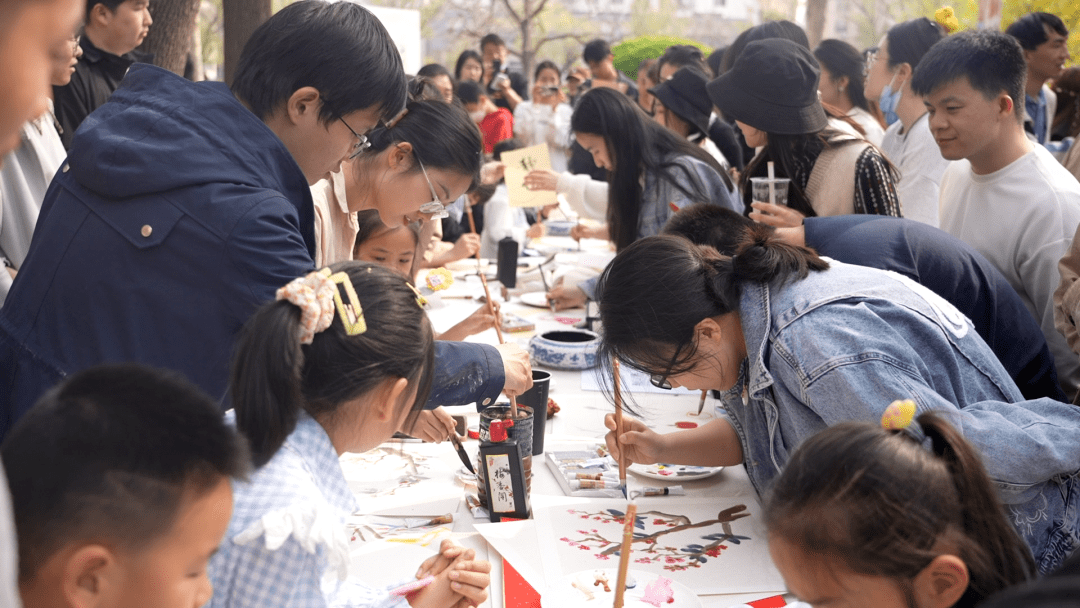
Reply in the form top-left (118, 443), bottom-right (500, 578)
top-left (543, 569), bottom-right (702, 607)
top-left (627, 463), bottom-right (723, 481)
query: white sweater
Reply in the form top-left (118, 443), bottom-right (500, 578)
top-left (513, 101), bottom-right (573, 173)
top-left (939, 145), bottom-right (1080, 393)
top-left (881, 113), bottom-right (952, 228)
top-left (0, 108), bottom-right (66, 305)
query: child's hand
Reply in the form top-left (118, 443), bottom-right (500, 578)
top-left (408, 552), bottom-right (491, 608)
top-left (449, 234), bottom-right (481, 261)
top-left (604, 413), bottom-right (664, 465)
top-left (415, 540), bottom-right (470, 579)
top-left (446, 557), bottom-right (492, 607)
top-left (526, 222), bottom-right (544, 239)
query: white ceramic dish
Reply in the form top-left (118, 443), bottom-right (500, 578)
top-left (627, 463), bottom-right (724, 481)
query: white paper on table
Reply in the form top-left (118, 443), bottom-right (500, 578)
top-left (534, 496), bottom-right (786, 596)
top-left (502, 144), bottom-right (558, 208)
top-left (340, 444), bottom-right (464, 516)
top-left (472, 520), bottom-right (547, 592)
top-left (580, 365), bottom-right (694, 395)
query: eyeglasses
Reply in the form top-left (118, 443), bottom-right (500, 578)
top-left (416, 156), bottom-right (450, 220)
top-left (864, 48), bottom-right (879, 73)
top-left (339, 116), bottom-right (373, 159)
top-left (649, 373), bottom-right (673, 390)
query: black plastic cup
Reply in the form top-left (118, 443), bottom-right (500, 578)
top-left (516, 370), bottom-right (552, 455)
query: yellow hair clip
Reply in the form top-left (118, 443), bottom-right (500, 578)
top-left (881, 399), bottom-right (917, 430)
top-left (934, 7), bottom-right (959, 34)
top-left (318, 268), bottom-right (367, 336)
top-left (407, 282), bottom-right (427, 308)
top-left (425, 268), bottom-right (454, 292)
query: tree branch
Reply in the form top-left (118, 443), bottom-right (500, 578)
top-left (499, 0), bottom-right (523, 25)
top-left (599, 506), bottom-right (750, 556)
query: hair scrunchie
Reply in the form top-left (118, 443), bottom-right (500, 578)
top-left (276, 270), bottom-right (337, 344)
top-left (934, 7), bottom-right (959, 34)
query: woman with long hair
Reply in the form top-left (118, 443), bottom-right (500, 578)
top-left (709, 38), bottom-right (901, 227)
top-left (814, 39), bottom-right (885, 146)
top-left (537, 86), bottom-right (740, 309)
top-left (596, 233), bottom-right (1080, 576)
top-left (865, 17), bottom-right (950, 227)
top-left (512, 60), bottom-right (573, 172)
top-left (454, 49), bottom-right (483, 84)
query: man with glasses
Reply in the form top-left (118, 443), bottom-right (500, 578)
top-left (0, 1), bottom-right (531, 437)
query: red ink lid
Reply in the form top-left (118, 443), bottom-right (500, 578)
top-left (490, 419), bottom-right (515, 442)
top-left (675, 421), bottom-right (698, 429)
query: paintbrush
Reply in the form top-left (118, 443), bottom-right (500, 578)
top-left (537, 253), bottom-right (557, 314)
top-left (697, 389), bottom-right (707, 416)
top-left (449, 433), bottom-right (475, 474)
top-left (613, 358), bottom-right (627, 498)
top-left (613, 501), bottom-right (637, 608)
top-left (477, 273), bottom-right (518, 418)
top-left (464, 202), bottom-right (481, 274)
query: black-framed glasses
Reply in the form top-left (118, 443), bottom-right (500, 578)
top-left (650, 373), bottom-right (673, 390)
top-left (339, 116), bottom-right (371, 159)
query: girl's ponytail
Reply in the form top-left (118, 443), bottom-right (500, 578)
top-left (919, 413), bottom-right (1037, 602)
top-left (231, 301), bottom-right (306, 468)
top-left (731, 221), bottom-right (828, 284)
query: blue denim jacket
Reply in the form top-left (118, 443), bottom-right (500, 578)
top-left (719, 261), bottom-right (1080, 573)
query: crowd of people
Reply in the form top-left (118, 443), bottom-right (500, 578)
top-left (1, 0), bottom-right (1080, 606)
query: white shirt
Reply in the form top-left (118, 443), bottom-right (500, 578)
top-left (512, 101), bottom-right (573, 173)
top-left (0, 107), bottom-right (66, 305)
top-left (939, 145), bottom-right (1080, 393)
top-left (480, 184), bottom-right (529, 258)
top-left (881, 113), bottom-right (952, 228)
top-left (847, 107), bottom-right (885, 147)
top-left (0, 465), bottom-right (20, 608)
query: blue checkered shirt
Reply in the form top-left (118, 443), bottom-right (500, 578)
top-left (206, 412), bottom-right (409, 608)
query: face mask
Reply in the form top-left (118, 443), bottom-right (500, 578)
top-left (469, 110), bottom-right (486, 123)
top-left (879, 72), bottom-right (903, 126)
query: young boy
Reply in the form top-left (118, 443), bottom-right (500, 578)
top-left (3, 364), bottom-right (250, 608)
top-left (53, 0), bottom-right (152, 148)
top-left (456, 80), bottom-right (513, 155)
top-left (911, 29), bottom-right (1080, 399)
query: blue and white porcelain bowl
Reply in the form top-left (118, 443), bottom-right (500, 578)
top-left (529, 329), bottom-right (600, 370)
top-left (544, 220), bottom-right (577, 237)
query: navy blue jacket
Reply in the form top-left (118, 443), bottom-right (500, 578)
top-left (0, 65), bottom-right (502, 436)
top-left (804, 215), bottom-right (1065, 401)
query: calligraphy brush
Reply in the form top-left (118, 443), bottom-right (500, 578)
top-left (464, 202), bottom-right (482, 275)
top-left (613, 501), bottom-right (637, 608)
top-left (613, 358), bottom-right (627, 499)
top-left (477, 272), bottom-right (518, 418)
top-left (537, 253), bottom-right (556, 314)
top-left (448, 433), bottom-right (475, 474)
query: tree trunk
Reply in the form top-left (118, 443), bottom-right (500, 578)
top-left (804, 0), bottom-right (827, 48)
top-left (520, 0), bottom-right (533, 80)
top-left (137, 0), bottom-right (200, 75)
top-left (223, 0), bottom-right (271, 85)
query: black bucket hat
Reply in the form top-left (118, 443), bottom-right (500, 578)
top-left (649, 67), bottom-right (712, 136)
top-left (706, 38), bottom-right (827, 135)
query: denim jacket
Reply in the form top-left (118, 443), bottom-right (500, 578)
top-left (719, 261), bottom-right (1080, 573)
